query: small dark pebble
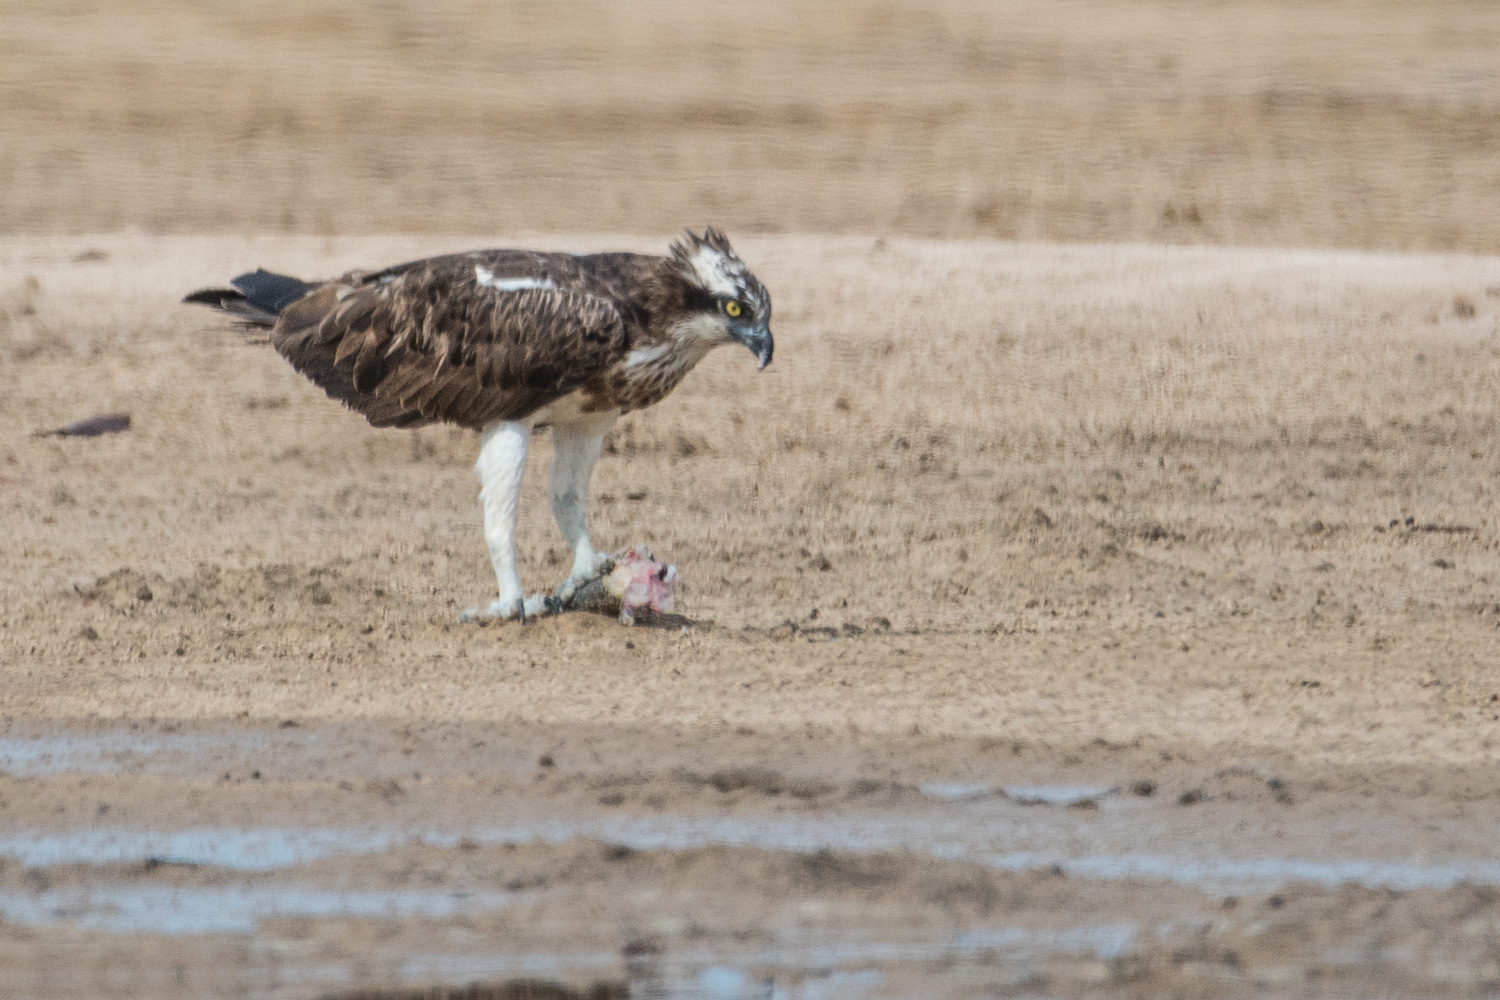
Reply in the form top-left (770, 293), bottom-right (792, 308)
top-left (598, 792), bottom-right (625, 806)
top-left (78, 626), bottom-right (98, 641)
top-left (1178, 788), bottom-right (1205, 806)
top-left (538, 754), bottom-right (556, 768)
top-left (366, 777), bottom-right (404, 801)
top-left (621, 936), bottom-right (662, 956)
top-left (1131, 779), bottom-right (1157, 797)
top-left (1385, 517), bottom-right (1474, 534)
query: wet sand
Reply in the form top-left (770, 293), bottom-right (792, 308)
top-left (4, 720), bottom-right (1500, 998)
top-left (3, 234), bottom-right (1500, 995)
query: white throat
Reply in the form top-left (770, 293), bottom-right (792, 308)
top-left (668, 313), bottom-right (731, 358)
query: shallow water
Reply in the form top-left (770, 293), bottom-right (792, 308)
top-left (392, 923), bottom-right (1138, 999)
top-left (0, 884), bottom-right (522, 935)
top-left (916, 780), bottom-right (1119, 804)
top-left (984, 851), bottom-right (1500, 893)
top-left (3, 812), bottom-right (1496, 901)
top-left (999, 784), bottom-right (1120, 806)
top-left (6, 723), bottom-right (1499, 998)
top-left (0, 731), bottom-right (270, 777)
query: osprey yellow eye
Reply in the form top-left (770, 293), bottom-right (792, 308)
top-left (724, 300), bottom-right (742, 318)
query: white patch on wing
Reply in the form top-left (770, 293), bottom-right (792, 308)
top-left (474, 265), bottom-right (556, 293)
top-left (684, 245), bottom-right (744, 299)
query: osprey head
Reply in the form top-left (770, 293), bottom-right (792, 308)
top-left (670, 228), bottom-right (774, 369)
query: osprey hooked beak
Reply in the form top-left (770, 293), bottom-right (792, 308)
top-left (736, 323), bottom-right (774, 370)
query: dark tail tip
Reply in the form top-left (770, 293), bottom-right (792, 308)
top-left (183, 288), bottom-right (242, 307)
top-left (230, 269), bottom-right (315, 314)
top-left (185, 268), bottom-right (314, 327)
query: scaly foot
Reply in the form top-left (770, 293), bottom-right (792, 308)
top-left (553, 552), bottom-right (614, 606)
top-left (459, 593), bottom-right (558, 624)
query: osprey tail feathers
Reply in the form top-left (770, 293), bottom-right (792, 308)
top-left (183, 268), bottom-right (315, 326)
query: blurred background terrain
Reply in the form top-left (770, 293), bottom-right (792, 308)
top-left (8, 3), bottom-right (1500, 996)
top-left (5, 0), bottom-right (1500, 249)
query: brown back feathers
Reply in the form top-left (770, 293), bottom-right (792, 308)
top-left (188, 235), bottom-right (757, 431)
top-left (268, 252), bottom-right (631, 430)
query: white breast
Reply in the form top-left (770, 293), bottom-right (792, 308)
top-left (530, 390), bottom-right (618, 428)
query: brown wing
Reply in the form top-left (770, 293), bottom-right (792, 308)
top-left (268, 255), bottom-right (627, 430)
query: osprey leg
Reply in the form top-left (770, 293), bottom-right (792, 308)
top-left (549, 416), bottom-right (615, 603)
top-left (462, 418), bottom-right (549, 622)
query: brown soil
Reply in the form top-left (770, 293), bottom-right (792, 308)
top-left (6, 234), bottom-right (1500, 763)
top-left (6, 2), bottom-right (1500, 993)
top-left (3, 234), bottom-right (1500, 996)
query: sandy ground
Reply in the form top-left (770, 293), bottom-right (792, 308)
top-left (6, 234), bottom-right (1500, 760)
top-left (9, 1), bottom-right (1500, 994)
top-left (2, 234), bottom-right (1500, 996)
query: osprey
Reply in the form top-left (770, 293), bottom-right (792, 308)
top-left (186, 229), bottom-right (773, 622)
